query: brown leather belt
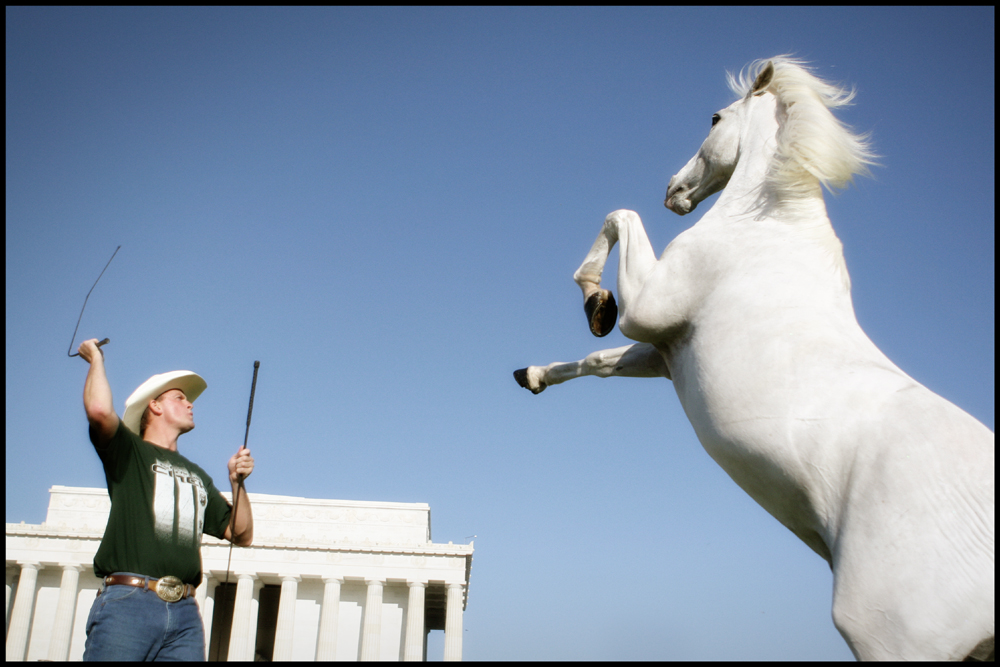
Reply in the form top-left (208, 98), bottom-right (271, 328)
top-left (103, 574), bottom-right (195, 602)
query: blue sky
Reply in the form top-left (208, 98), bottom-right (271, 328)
top-left (6, 7), bottom-right (994, 661)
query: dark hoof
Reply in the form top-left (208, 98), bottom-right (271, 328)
top-left (513, 368), bottom-right (545, 394)
top-left (584, 290), bottom-right (618, 337)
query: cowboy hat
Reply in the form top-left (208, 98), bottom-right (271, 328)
top-left (123, 371), bottom-right (207, 435)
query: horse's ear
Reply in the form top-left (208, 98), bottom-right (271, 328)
top-left (750, 61), bottom-right (774, 96)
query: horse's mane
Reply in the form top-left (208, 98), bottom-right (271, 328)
top-left (727, 57), bottom-right (878, 201)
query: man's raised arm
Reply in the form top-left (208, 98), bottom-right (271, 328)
top-left (78, 338), bottom-right (120, 441)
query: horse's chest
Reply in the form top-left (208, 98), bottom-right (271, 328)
top-left (669, 340), bottom-right (813, 494)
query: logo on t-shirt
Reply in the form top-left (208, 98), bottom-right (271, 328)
top-left (151, 460), bottom-right (208, 546)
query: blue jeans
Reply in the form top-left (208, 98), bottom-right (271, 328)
top-left (83, 573), bottom-right (205, 661)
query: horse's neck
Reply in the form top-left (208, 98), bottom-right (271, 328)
top-left (717, 114), bottom-right (827, 219)
top-left (710, 123), bottom-right (851, 292)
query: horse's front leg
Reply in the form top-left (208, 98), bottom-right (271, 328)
top-left (514, 343), bottom-right (670, 394)
top-left (573, 210), bottom-right (658, 337)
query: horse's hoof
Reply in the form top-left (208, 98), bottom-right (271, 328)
top-left (513, 368), bottom-right (546, 394)
top-left (584, 290), bottom-right (618, 337)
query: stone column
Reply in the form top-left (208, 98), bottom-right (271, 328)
top-left (6, 561), bottom-right (40, 662)
top-left (443, 583), bottom-right (465, 661)
top-left (246, 578), bottom-right (264, 661)
top-left (197, 574), bottom-right (217, 661)
top-left (227, 573), bottom-right (256, 661)
top-left (403, 581), bottom-right (426, 661)
top-left (272, 575), bottom-right (300, 661)
top-left (315, 577), bottom-right (342, 661)
top-left (6, 566), bottom-right (14, 629)
top-left (359, 579), bottom-right (384, 661)
top-left (47, 564), bottom-right (83, 661)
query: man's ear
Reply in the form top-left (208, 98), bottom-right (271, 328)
top-left (148, 398), bottom-right (164, 417)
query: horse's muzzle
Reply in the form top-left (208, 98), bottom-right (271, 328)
top-left (665, 195), bottom-right (693, 215)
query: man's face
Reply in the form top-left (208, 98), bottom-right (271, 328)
top-left (152, 389), bottom-right (195, 433)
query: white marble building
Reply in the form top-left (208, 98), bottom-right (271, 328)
top-left (6, 485), bottom-right (473, 661)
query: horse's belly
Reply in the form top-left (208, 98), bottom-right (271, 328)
top-left (669, 341), bottom-right (994, 568)
top-left (665, 335), bottom-right (900, 553)
top-left (669, 353), bottom-right (835, 551)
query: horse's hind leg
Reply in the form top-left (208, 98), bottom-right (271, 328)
top-left (573, 210), bottom-right (657, 337)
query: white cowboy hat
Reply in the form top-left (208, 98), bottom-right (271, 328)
top-left (123, 371), bottom-right (207, 435)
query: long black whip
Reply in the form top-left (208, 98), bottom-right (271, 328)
top-left (223, 361), bottom-right (260, 589)
top-left (67, 245), bottom-right (121, 357)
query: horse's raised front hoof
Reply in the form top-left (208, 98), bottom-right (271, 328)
top-left (513, 368), bottom-right (546, 394)
top-left (584, 290), bottom-right (618, 337)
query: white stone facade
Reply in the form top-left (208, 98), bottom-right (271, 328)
top-left (6, 486), bottom-right (473, 661)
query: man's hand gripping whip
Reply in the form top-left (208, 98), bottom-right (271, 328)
top-left (67, 245), bottom-right (121, 357)
top-left (224, 361), bottom-right (260, 588)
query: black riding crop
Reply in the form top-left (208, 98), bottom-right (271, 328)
top-left (223, 360), bottom-right (260, 589)
top-left (67, 245), bottom-right (121, 357)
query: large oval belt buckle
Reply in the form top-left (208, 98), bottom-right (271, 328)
top-left (155, 575), bottom-right (184, 602)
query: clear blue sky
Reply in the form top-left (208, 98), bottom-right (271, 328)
top-left (6, 7), bottom-right (994, 661)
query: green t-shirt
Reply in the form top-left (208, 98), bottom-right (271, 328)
top-left (90, 420), bottom-right (232, 586)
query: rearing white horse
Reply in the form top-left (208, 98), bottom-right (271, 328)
top-left (515, 58), bottom-right (994, 661)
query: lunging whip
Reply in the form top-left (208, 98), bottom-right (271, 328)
top-left (224, 360), bottom-right (260, 589)
top-left (67, 245), bottom-right (121, 357)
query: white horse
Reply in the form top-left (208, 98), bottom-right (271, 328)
top-left (515, 58), bottom-right (994, 661)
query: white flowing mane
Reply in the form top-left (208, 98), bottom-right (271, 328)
top-left (727, 57), bottom-right (878, 203)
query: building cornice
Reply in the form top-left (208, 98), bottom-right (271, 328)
top-left (7, 523), bottom-right (471, 558)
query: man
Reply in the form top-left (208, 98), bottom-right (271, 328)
top-left (76, 337), bottom-right (255, 661)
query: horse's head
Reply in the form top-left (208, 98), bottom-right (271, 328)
top-left (666, 58), bottom-right (877, 217)
top-left (665, 62), bottom-right (775, 216)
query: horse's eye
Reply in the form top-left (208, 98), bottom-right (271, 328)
top-left (712, 114), bottom-right (721, 127)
